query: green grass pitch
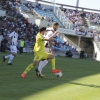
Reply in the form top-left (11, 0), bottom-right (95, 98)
top-left (0, 52), bottom-right (100, 100)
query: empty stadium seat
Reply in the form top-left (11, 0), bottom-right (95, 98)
top-left (19, 4), bottom-right (30, 12)
top-left (34, 7), bottom-right (62, 26)
top-left (53, 36), bottom-right (74, 52)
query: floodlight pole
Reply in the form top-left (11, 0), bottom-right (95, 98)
top-left (54, 0), bottom-right (56, 13)
top-left (51, 0), bottom-right (56, 12)
top-left (76, 0), bottom-right (79, 10)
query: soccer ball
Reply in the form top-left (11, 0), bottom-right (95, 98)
top-left (55, 71), bottom-right (62, 77)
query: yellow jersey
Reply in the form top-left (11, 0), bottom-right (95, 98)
top-left (33, 33), bottom-right (44, 53)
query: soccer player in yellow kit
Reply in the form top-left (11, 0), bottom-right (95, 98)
top-left (21, 27), bottom-right (58, 78)
top-left (36, 22), bottom-right (60, 76)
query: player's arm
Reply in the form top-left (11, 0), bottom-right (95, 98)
top-left (49, 40), bottom-right (53, 54)
top-left (8, 32), bottom-right (13, 43)
top-left (43, 31), bottom-right (58, 41)
top-left (7, 36), bottom-right (12, 43)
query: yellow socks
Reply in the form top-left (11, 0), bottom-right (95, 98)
top-left (51, 58), bottom-right (55, 70)
top-left (23, 58), bottom-right (55, 74)
top-left (23, 63), bottom-right (34, 74)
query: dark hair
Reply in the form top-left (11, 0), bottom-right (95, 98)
top-left (14, 27), bottom-right (18, 32)
top-left (13, 27), bottom-right (17, 30)
top-left (39, 27), bottom-right (46, 32)
top-left (53, 22), bottom-right (59, 26)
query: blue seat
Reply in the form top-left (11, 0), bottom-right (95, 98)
top-left (20, 4), bottom-right (30, 12)
top-left (34, 7), bottom-right (62, 26)
top-left (54, 36), bottom-right (73, 51)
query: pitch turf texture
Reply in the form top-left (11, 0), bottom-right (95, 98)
top-left (0, 53), bottom-right (100, 100)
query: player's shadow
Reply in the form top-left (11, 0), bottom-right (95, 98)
top-left (69, 82), bottom-right (100, 88)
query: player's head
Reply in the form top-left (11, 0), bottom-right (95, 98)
top-left (52, 22), bottom-right (59, 31)
top-left (14, 27), bottom-right (18, 32)
top-left (39, 27), bottom-right (46, 35)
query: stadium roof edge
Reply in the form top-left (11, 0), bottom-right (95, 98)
top-left (38, 0), bottom-right (100, 12)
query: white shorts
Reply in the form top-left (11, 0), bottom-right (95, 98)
top-left (10, 45), bottom-right (17, 54)
top-left (44, 47), bottom-right (49, 52)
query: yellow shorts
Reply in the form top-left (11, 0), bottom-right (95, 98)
top-left (34, 52), bottom-right (50, 61)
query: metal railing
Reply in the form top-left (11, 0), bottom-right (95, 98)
top-left (94, 36), bottom-right (100, 51)
top-left (38, 0), bottom-right (100, 12)
top-left (58, 33), bottom-right (82, 52)
top-left (54, 7), bottom-right (73, 29)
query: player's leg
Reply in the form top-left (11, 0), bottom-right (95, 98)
top-left (8, 46), bottom-right (17, 65)
top-left (3, 46), bottom-right (17, 65)
top-left (21, 60), bottom-right (38, 78)
top-left (47, 53), bottom-right (61, 73)
top-left (37, 48), bottom-right (49, 74)
top-left (21, 53), bottom-right (41, 78)
top-left (20, 47), bottom-right (23, 54)
top-left (3, 46), bottom-right (11, 62)
top-left (38, 53), bottom-right (60, 74)
top-left (3, 55), bottom-right (9, 62)
top-left (7, 53), bottom-right (15, 65)
top-left (38, 59), bottom-right (48, 74)
top-left (36, 52), bottom-right (60, 77)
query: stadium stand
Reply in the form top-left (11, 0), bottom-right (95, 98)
top-left (23, 2), bottom-right (63, 26)
top-left (0, 0), bottom-right (100, 59)
top-left (0, 0), bottom-right (77, 54)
